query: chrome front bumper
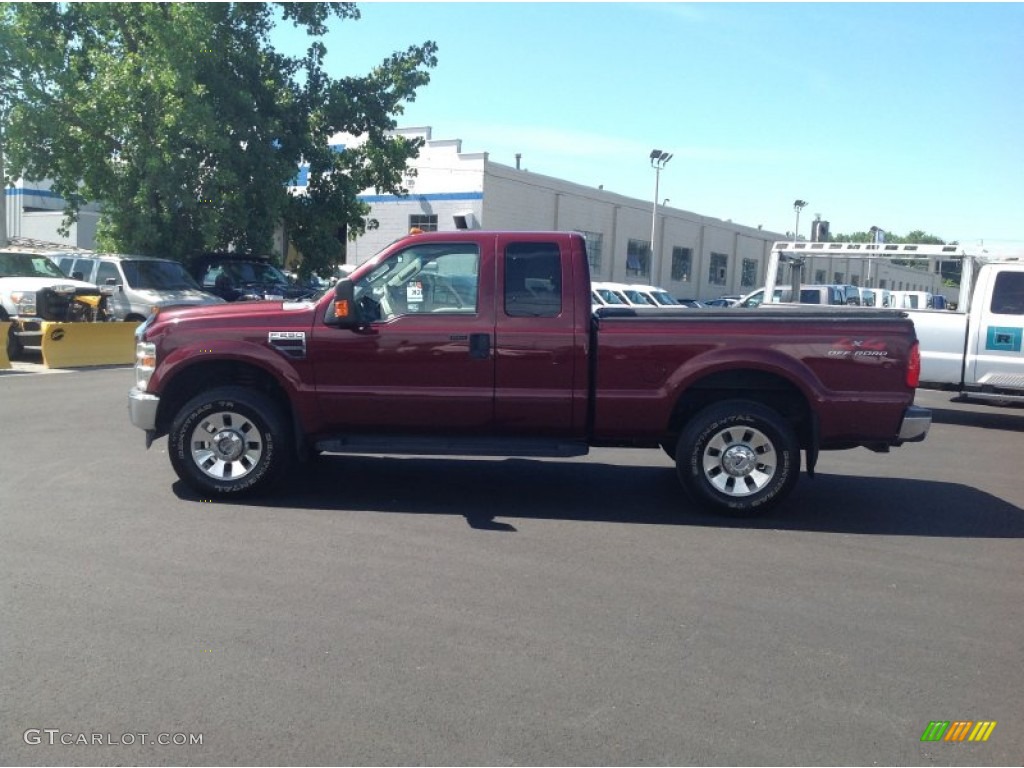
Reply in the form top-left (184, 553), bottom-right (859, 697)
top-left (128, 387), bottom-right (160, 445)
top-left (897, 405), bottom-right (931, 443)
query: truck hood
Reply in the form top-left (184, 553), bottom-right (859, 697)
top-left (153, 296), bottom-right (319, 327)
top-left (132, 288), bottom-right (226, 308)
top-left (0, 276), bottom-right (100, 293)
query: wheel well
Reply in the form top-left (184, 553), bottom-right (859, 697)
top-left (667, 370), bottom-right (814, 448)
top-left (156, 360), bottom-right (293, 437)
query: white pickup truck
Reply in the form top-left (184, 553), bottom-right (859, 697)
top-left (765, 241), bottom-right (1024, 404)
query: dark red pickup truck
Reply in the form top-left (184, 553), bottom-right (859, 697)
top-left (128, 230), bottom-right (930, 514)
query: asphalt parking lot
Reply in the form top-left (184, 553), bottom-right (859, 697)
top-left (1, 362), bottom-right (1021, 766)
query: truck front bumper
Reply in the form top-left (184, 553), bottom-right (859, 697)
top-left (128, 386), bottom-right (160, 446)
top-left (896, 405), bottom-right (931, 443)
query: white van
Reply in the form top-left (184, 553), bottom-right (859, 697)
top-left (53, 253), bottom-right (224, 322)
top-left (591, 282), bottom-right (632, 308)
top-left (737, 284), bottom-right (847, 308)
top-left (622, 284), bottom-right (683, 308)
top-left (890, 290), bottom-right (934, 309)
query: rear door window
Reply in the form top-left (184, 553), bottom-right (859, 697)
top-left (96, 262), bottom-right (121, 287)
top-left (504, 242), bottom-right (562, 318)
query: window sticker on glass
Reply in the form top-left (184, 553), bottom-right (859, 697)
top-left (407, 281), bottom-right (424, 309)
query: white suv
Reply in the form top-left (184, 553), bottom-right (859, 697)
top-left (0, 250), bottom-right (107, 358)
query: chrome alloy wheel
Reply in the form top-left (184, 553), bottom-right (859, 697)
top-left (189, 410), bottom-right (264, 481)
top-left (701, 425), bottom-right (777, 497)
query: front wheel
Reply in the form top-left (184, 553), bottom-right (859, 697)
top-left (675, 400), bottom-right (800, 516)
top-left (169, 386), bottom-right (293, 497)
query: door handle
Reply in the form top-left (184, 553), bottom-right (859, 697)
top-left (469, 333), bottom-right (491, 360)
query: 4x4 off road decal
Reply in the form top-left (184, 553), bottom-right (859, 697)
top-left (827, 338), bottom-right (891, 359)
top-left (267, 331), bottom-right (306, 360)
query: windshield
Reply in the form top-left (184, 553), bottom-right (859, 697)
top-left (623, 290), bottom-right (655, 305)
top-left (0, 252), bottom-right (69, 279)
top-left (594, 288), bottom-right (626, 305)
top-left (650, 290), bottom-right (678, 305)
top-left (352, 242), bottom-right (480, 321)
top-left (122, 259), bottom-right (203, 290)
top-left (217, 261), bottom-right (289, 285)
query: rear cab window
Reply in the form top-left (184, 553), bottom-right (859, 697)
top-left (504, 242), bottom-right (562, 318)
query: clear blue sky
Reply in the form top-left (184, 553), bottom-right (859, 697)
top-left (273, 2), bottom-right (1024, 246)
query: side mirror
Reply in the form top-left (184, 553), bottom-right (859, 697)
top-left (323, 279), bottom-right (361, 329)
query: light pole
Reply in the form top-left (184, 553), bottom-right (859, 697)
top-left (868, 225), bottom-right (885, 287)
top-left (650, 149), bottom-right (672, 284)
top-left (793, 199), bottom-right (807, 241)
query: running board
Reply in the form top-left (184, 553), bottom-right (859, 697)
top-left (315, 435), bottom-right (590, 458)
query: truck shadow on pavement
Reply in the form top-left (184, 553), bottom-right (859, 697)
top-left (928, 403), bottom-right (1024, 431)
top-left (175, 454), bottom-right (1024, 538)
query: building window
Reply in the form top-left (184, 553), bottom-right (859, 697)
top-left (879, 279), bottom-right (887, 289)
top-left (626, 239), bottom-right (650, 278)
top-left (409, 214), bottom-right (438, 232)
top-left (671, 247), bottom-right (692, 282)
top-left (834, 272), bottom-right (844, 283)
top-left (741, 258), bottom-right (758, 288)
top-left (815, 269), bottom-right (827, 284)
top-left (851, 275), bottom-right (860, 286)
top-left (709, 253), bottom-right (728, 286)
top-left (580, 231), bottom-right (602, 273)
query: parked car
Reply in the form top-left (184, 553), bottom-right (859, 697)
top-left (591, 282), bottom-right (632, 308)
top-left (737, 285), bottom-right (847, 308)
top-left (622, 284), bottom-right (683, 307)
top-left (704, 295), bottom-right (742, 307)
top-left (1, 249), bottom-right (109, 358)
top-left (51, 253), bottom-right (224, 322)
top-left (189, 253), bottom-right (320, 302)
top-left (890, 290), bottom-right (935, 310)
top-left (676, 298), bottom-right (708, 309)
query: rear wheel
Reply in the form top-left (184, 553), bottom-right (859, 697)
top-left (169, 386), bottom-right (293, 497)
top-left (675, 400), bottom-right (799, 515)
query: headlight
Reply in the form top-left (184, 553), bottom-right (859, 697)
top-left (135, 341), bottom-right (157, 390)
top-left (9, 291), bottom-right (37, 316)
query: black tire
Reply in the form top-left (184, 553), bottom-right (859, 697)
top-left (6, 323), bottom-right (23, 361)
top-left (675, 399), bottom-right (800, 516)
top-left (169, 386), bottom-right (293, 498)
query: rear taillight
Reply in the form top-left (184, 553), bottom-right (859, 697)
top-left (906, 341), bottom-right (921, 388)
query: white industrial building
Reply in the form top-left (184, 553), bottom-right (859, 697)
top-left (310, 127), bottom-right (941, 300)
top-left (5, 125), bottom-right (941, 300)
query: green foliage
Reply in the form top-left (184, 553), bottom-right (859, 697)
top-left (829, 230), bottom-right (949, 245)
top-left (829, 229), bottom-right (961, 283)
top-left (0, 2), bottom-right (437, 274)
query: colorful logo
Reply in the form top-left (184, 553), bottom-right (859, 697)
top-left (920, 721), bottom-right (997, 742)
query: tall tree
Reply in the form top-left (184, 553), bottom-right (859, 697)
top-left (0, 2), bottom-right (437, 274)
